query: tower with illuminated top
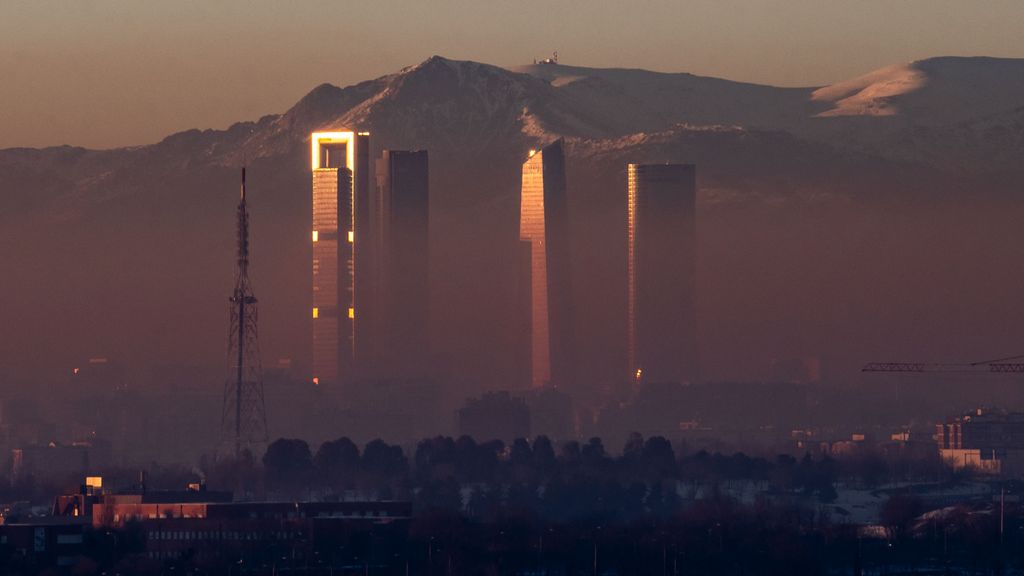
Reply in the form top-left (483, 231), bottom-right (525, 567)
top-left (311, 131), bottom-right (371, 388)
top-left (519, 139), bottom-right (574, 388)
top-left (222, 168), bottom-right (268, 457)
top-left (626, 163), bottom-right (697, 387)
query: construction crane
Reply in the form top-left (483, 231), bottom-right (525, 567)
top-left (862, 354), bottom-right (1024, 374)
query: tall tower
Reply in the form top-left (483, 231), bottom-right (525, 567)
top-left (311, 131), bottom-right (371, 389)
top-left (375, 149), bottom-right (430, 377)
top-left (519, 140), bottom-right (574, 388)
top-left (627, 163), bottom-right (698, 386)
top-left (222, 168), bottom-right (268, 457)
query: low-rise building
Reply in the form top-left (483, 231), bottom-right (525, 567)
top-left (936, 409), bottom-right (1024, 475)
top-left (48, 478), bottom-right (413, 565)
top-left (0, 516), bottom-right (88, 570)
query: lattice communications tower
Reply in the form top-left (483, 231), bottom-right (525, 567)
top-left (221, 168), bottom-right (268, 457)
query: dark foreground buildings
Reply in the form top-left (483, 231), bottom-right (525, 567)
top-left (33, 480), bottom-right (412, 567)
top-left (627, 163), bottom-right (698, 386)
top-left (519, 140), bottom-right (574, 388)
top-left (311, 132), bottom-right (371, 389)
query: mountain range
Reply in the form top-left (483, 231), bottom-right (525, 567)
top-left (3, 55), bottom-right (1024, 403)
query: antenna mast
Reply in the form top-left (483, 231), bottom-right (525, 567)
top-left (221, 167), bottom-right (268, 457)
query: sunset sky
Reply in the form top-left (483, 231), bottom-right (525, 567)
top-left (3, 0), bottom-right (1023, 149)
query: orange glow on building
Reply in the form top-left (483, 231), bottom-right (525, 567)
top-left (519, 140), bottom-right (573, 388)
top-left (311, 130), bottom-right (370, 388)
top-left (311, 131), bottom-right (356, 172)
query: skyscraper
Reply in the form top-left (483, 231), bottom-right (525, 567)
top-left (375, 149), bottom-right (430, 377)
top-left (311, 131), bottom-right (370, 388)
top-left (627, 163), bottom-right (698, 386)
top-left (519, 139), bottom-right (574, 388)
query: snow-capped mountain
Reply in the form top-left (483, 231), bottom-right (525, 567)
top-left (2, 55), bottom-right (1023, 391)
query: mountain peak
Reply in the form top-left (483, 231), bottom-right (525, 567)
top-left (813, 56), bottom-right (1024, 123)
top-left (420, 54), bottom-right (455, 67)
top-left (403, 55), bottom-right (488, 77)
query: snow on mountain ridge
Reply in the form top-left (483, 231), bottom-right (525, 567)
top-left (812, 63), bottom-right (927, 117)
top-left (138, 54), bottom-right (1024, 173)
top-left (513, 61), bottom-right (820, 132)
top-left (8, 55), bottom-right (1024, 177)
top-left (812, 56), bottom-right (1024, 125)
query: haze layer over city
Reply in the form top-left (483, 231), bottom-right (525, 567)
top-left (5, 2), bottom-right (1024, 574)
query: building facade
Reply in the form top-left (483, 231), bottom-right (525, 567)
top-left (936, 409), bottom-right (1024, 475)
top-left (375, 150), bottom-right (430, 377)
top-left (311, 132), bottom-right (371, 389)
top-left (519, 140), bottom-right (574, 388)
top-left (51, 482), bottom-right (412, 566)
top-left (627, 163), bottom-right (698, 386)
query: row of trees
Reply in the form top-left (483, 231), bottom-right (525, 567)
top-left (255, 433), bottom-right (848, 506)
top-left (0, 431), bottom-right (948, 512)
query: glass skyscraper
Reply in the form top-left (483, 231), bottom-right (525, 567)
top-left (627, 163), bottom-right (698, 386)
top-left (375, 149), bottom-right (430, 377)
top-left (519, 140), bottom-right (574, 388)
top-left (311, 131), bottom-right (370, 388)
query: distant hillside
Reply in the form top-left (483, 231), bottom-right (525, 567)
top-left (2, 55), bottom-right (1024, 405)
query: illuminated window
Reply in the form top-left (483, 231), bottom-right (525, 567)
top-left (348, 230), bottom-right (354, 243)
top-left (348, 307), bottom-right (355, 319)
top-left (312, 230), bottom-right (319, 242)
top-left (312, 377), bottom-right (319, 386)
top-left (312, 307), bottom-right (319, 319)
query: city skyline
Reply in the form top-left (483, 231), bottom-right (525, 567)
top-left (4, 53), bottom-right (1024, 387)
top-left (4, 6), bottom-right (1024, 572)
top-left (4, 43), bottom-right (1024, 472)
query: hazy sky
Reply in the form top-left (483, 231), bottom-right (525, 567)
top-left (3, 0), bottom-right (1023, 149)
